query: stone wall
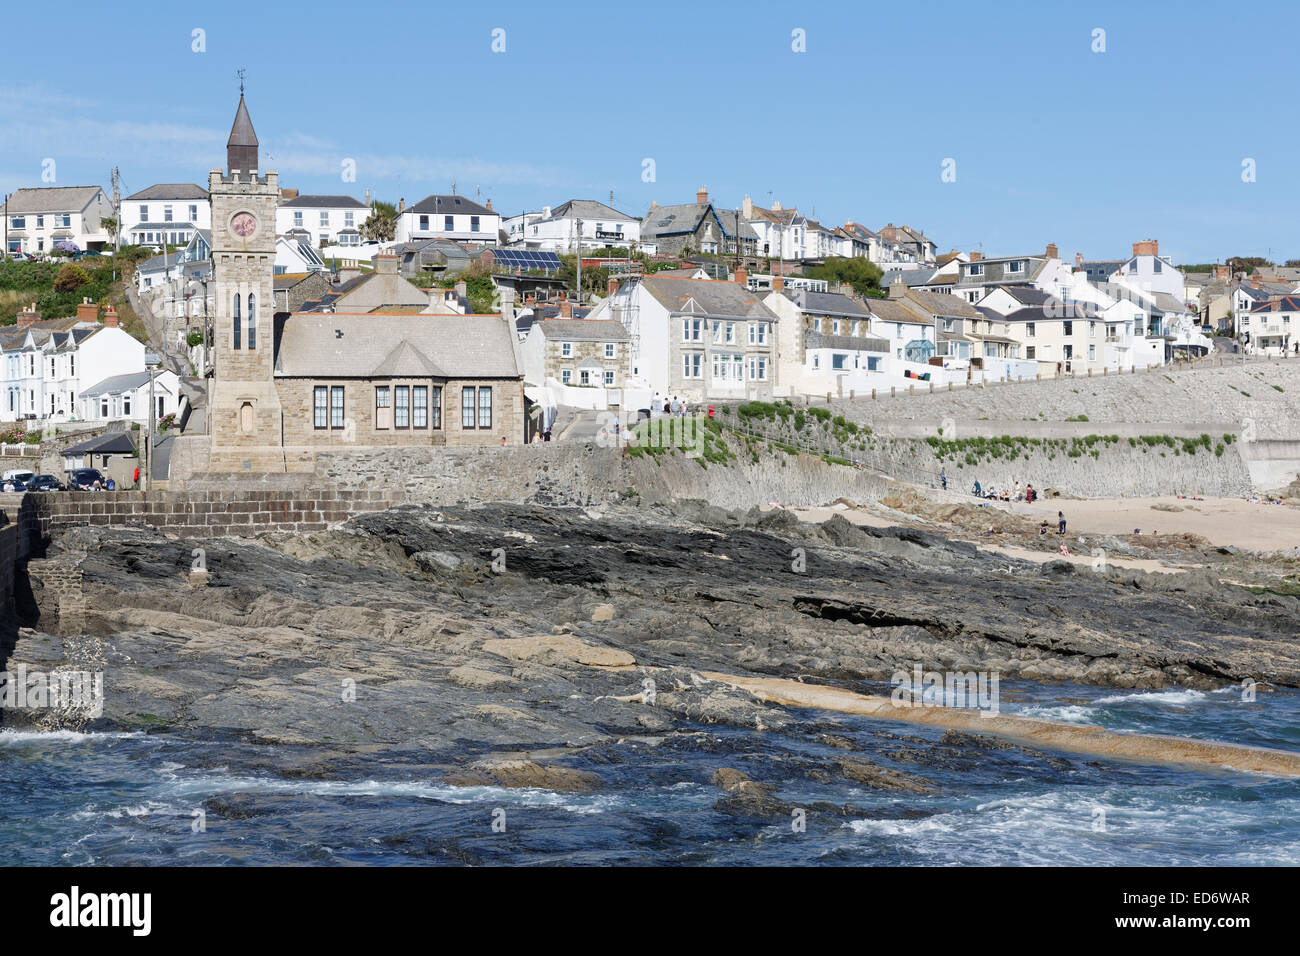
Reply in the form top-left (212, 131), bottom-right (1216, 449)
top-left (316, 441), bottom-right (890, 511)
top-left (25, 487), bottom-right (404, 541)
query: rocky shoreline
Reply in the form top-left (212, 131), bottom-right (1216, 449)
top-left (3, 498), bottom-right (1299, 807)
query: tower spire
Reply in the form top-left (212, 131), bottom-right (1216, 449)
top-left (227, 79), bottom-right (259, 176)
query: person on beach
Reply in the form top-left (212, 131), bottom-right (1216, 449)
top-left (1025, 484), bottom-right (1035, 503)
top-left (940, 468), bottom-right (947, 490)
top-left (1039, 520), bottom-right (1049, 535)
top-left (1059, 543), bottom-right (1070, 556)
top-left (1057, 511), bottom-right (1067, 535)
top-left (973, 480), bottom-right (982, 497)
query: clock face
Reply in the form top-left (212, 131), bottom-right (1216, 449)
top-left (231, 213), bottom-right (257, 238)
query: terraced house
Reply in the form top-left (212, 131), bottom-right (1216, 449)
top-left (519, 318), bottom-right (630, 390)
top-left (763, 280), bottom-right (890, 396)
top-left (593, 270), bottom-right (777, 403)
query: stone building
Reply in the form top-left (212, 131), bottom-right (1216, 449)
top-left (520, 318), bottom-right (630, 388)
top-left (206, 92), bottom-right (524, 473)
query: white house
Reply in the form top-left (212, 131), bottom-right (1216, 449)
top-left (276, 194), bottom-right (371, 248)
top-left (396, 195), bottom-right (499, 245)
top-left (120, 184), bottom-right (211, 249)
top-left (79, 369), bottom-right (182, 424)
top-left (0, 304), bottom-right (152, 424)
top-left (503, 199), bottom-right (641, 252)
top-left (2, 186), bottom-right (113, 255)
top-left (587, 272), bottom-right (779, 403)
top-left (764, 282), bottom-right (890, 397)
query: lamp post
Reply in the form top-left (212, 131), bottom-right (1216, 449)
top-left (144, 351), bottom-right (161, 491)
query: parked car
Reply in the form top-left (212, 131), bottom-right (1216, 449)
top-left (68, 468), bottom-right (107, 491)
top-left (27, 474), bottom-right (64, 491)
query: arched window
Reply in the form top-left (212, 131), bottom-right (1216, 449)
top-left (247, 293), bottom-right (256, 349)
top-left (232, 292), bottom-right (242, 349)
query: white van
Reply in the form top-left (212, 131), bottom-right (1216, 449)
top-left (2, 469), bottom-right (34, 490)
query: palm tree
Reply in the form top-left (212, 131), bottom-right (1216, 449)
top-left (101, 215), bottom-right (119, 279)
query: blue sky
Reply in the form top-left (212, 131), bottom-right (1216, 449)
top-left (1, 0), bottom-right (1294, 264)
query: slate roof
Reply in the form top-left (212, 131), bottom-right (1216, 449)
top-left (640, 204), bottom-right (758, 242)
top-left (864, 299), bottom-right (929, 325)
top-left (62, 432), bottom-right (138, 456)
top-left (542, 199), bottom-right (634, 221)
top-left (1, 186), bottom-right (104, 213)
top-left (124, 184), bottom-right (209, 201)
top-left (785, 288), bottom-right (873, 318)
top-left (638, 276), bottom-right (776, 319)
top-left (228, 95), bottom-right (257, 147)
top-left (902, 289), bottom-right (983, 319)
top-left (405, 194), bottom-right (494, 217)
top-left (997, 287), bottom-right (1055, 306)
top-left (535, 319), bottom-right (629, 342)
top-left (274, 314), bottom-right (521, 378)
top-left (80, 371), bottom-right (169, 397)
top-left (280, 194), bottom-right (369, 208)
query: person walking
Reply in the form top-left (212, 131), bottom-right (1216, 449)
top-left (1057, 510), bottom-right (1067, 535)
top-left (940, 467), bottom-right (947, 490)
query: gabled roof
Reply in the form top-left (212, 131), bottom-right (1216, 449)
top-left (640, 204), bottom-right (759, 242)
top-left (637, 275), bottom-right (776, 319)
top-left (864, 298), bottom-right (928, 325)
top-left (275, 314), bottom-right (520, 378)
top-left (280, 194), bottom-right (369, 209)
top-left (534, 319), bottom-right (629, 342)
top-left (80, 371), bottom-right (171, 397)
top-left (543, 199), bottom-right (634, 221)
top-left (405, 194), bottom-right (494, 217)
top-left (371, 340), bottom-right (445, 377)
top-left (786, 288), bottom-right (872, 318)
top-left (901, 289), bottom-right (983, 320)
top-left (123, 184), bottom-right (209, 201)
top-left (1, 186), bottom-right (104, 214)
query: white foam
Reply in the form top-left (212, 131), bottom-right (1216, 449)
top-left (1093, 689), bottom-right (1208, 707)
top-left (0, 729), bottom-right (142, 746)
top-left (1016, 704), bottom-right (1098, 723)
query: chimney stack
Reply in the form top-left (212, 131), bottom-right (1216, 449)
top-left (734, 266), bottom-right (748, 287)
top-left (1132, 238), bottom-right (1158, 257)
top-left (398, 198), bottom-right (405, 213)
top-left (373, 254), bottom-right (398, 275)
top-left (17, 303), bottom-right (40, 328)
top-left (772, 274), bottom-right (785, 293)
top-left (1214, 264), bottom-right (1229, 280)
top-left (76, 297), bottom-right (98, 325)
top-left (970, 251), bottom-right (982, 262)
top-left (888, 275), bottom-right (906, 299)
top-left (696, 187), bottom-right (708, 205)
top-left (559, 298), bottom-right (572, 318)
top-left (486, 199), bottom-right (493, 211)
top-left (607, 277), bottom-right (620, 298)
top-left (742, 195), bottom-right (753, 219)
top-left (1075, 252), bottom-right (1084, 267)
top-left (103, 305), bottom-right (119, 328)
top-left (1252, 274), bottom-right (1262, 289)
top-left (1045, 242), bottom-right (1058, 260)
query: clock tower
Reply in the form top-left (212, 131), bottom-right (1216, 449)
top-left (208, 90), bottom-right (284, 471)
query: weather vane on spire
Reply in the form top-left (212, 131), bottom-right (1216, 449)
top-left (237, 68), bottom-right (246, 95)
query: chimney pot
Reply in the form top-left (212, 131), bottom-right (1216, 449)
top-left (103, 305), bottom-right (118, 328)
top-left (696, 187), bottom-right (708, 205)
top-left (1045, 242), bottom-right (1058, 260)
top-left (486, 199), bottom-right (492, 211)
top-left (734, 267), bottom-right (748, 287)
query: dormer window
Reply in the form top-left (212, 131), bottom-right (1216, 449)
top-left (1006, 260), bottom-right (1024, 273)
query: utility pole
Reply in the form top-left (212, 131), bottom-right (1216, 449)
top-left (111, 167), bottom-right (121, 281)
top-left (574, 218), bottom-right (583, 303)
top-left (144, 351), bottom-right (160, 491)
